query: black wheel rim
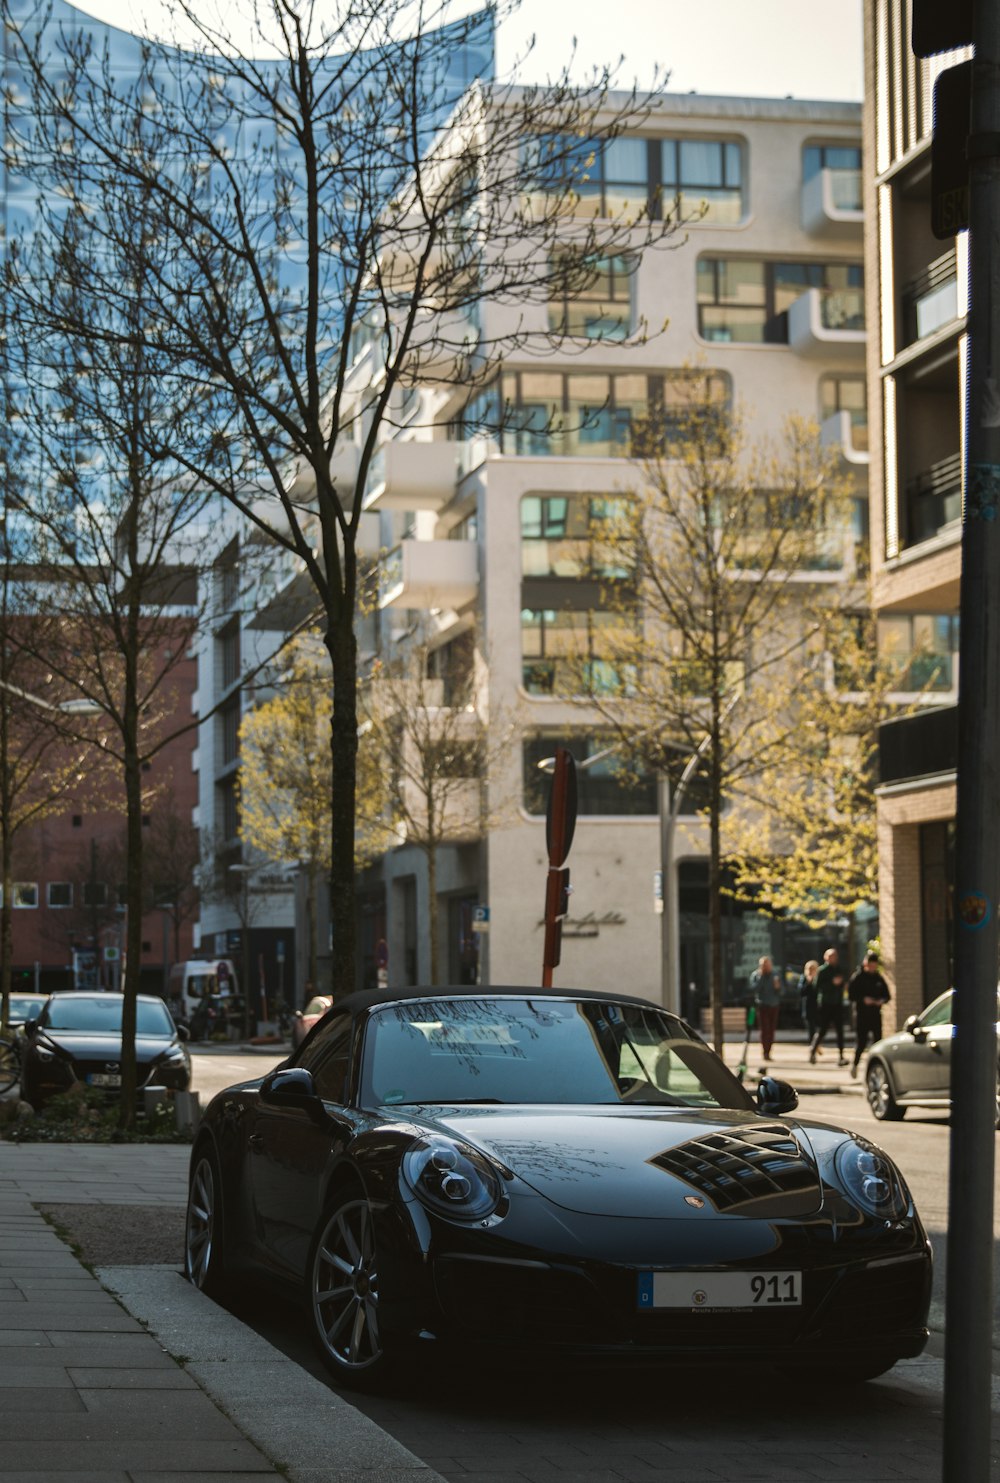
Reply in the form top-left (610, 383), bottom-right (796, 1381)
top-left (185, 1156), bottom-right (215, 1288)
top-left (312, 1199), bottom-right (382, 1371)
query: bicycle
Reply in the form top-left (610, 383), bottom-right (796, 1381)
top-left (0, 1035), bottom-right (20, 1094)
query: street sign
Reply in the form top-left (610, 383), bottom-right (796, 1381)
top-left (545, 748), bottom-right (578, 867)
top-left (931, 61), bottom-right (972, 240)
top-left (653, 870), bottom-right (664, 916)
top-left (471, 905), bottom-right (490, 934)
top-left (103, 945), bottom-right (120, 962)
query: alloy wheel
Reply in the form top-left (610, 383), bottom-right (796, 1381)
top-left (185, 1155), bottom-right (216, 1289)
top-left (311, 1197), bottom-right (383, 1372)
top-left (866, 1061), bottom-right (902, 1121)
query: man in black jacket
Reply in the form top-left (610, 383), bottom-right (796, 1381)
top-left (808, 947), bottom-right (848, 1065)
top-left (848, 953), bottom-right (891, 1078)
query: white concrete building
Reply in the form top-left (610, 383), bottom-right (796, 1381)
top-left (200, 89), bottom-right (868, 1012)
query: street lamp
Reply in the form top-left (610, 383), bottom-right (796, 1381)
top-left (0, 677), bottom-right (101, 716)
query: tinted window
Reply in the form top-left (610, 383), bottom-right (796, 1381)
top-left (919, 993), bottom-right (953, 1028)
top-left (42, 996), bottom-right (174, 1036)
top-left (299, 1013), bottom-right (352, 1102)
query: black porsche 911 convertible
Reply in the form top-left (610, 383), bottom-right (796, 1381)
top-left (184, 987), bottom-right (931, 1388)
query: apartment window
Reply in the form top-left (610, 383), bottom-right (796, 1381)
top-left (219, 623), bottom-right (240, 689)
top-left (662, 137), bottom-right (743, 224)
top-left (218, 776), bottom-right (239, 841)
top-left (878, 614), bottom-right (959, 693)
top-left (521, 494), bottom-right (633, 581)
top-left (520, 607), bottom-right (634, 697)
top-left (803, 144), bottom-right (862, 210)
top-left (548, 253), bottom-right (636, 341)
top-left (697, 257), bottom-right (864, 344)
top-left (221, 697), bottom-right (241, 766)
top-left (527, 133), bottom-right (744, 224)
top-left (82, 882), bottom-right (108, 907)
top-left (47, 882), bottom-right (73, 908)
top-left (522, 732), bottom-right (657, 815)
top-left (820, 374), bottom-right (868, 452)
top-left (12, 883), bottom-right (37, 908)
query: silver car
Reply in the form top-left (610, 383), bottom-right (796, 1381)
top-left (865, 988), bottom-right (1000, 1122)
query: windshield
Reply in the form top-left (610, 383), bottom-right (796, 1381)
top-left (363, 997), bottom-right (753, 1110)
top-left (9, 996), bottom-right (45, 1021)
top-left (42, 996), bottom-right (175, 1037)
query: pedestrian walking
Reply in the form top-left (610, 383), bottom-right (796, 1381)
top-left (848, 952), bottom-right (891, 1078)
top-left (798, 959), bottom-right (820, 1046)
top-left (750, 955), bottom-right (781, 1066)
top-left (809, 947), bottom-right (848, 1064)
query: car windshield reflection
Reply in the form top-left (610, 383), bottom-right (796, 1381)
top-left (42, 996), bottom-right (174, 1037)
top-left (363, 997), bottom-right (753, 1111)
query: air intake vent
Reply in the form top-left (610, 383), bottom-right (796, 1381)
top-left (650, 1126), bottom-right (820, 1216)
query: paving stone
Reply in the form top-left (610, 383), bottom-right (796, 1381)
top-left (0, 1387), bottom-right (87, 1412)
top-left (13, 1343), bottom-right (174, 1367)
top-left (67, 1366), bottom-right (196, 1388)
top-left (0, 1440), bottom-right (271, 1472)
top-left (0, 1310), bottom-right (141, 1330)
top-left (0, 1365), bottom-right (75, 1387)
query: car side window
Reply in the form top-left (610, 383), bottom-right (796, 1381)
top-left (299, 1015), bottom-right (353, 1104)
top-left (919, 994), bottom-right (953, 1028)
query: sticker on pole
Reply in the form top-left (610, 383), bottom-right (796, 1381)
top-left (957, 892), bottom-right (992, 930)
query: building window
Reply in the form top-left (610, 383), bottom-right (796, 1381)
top-left (803, 143), bottom-right (862, 210)
top-left (522, 732), bottom-right (657, 815)
top-left (520, 607), bottom-right (634, 696)
top-left (219, 623), bottom-right (240, 690)
top-left (47, 882), bottom-right (73, 908)
top-left (548, 253), bottom-right (636, 341)
top-left (221, 698), bottom-right (241, 766)
top-left (878, 613), bottom-right (959, 692)
top-left (697, 257), bottom-right (864, 344)
top-left (12, 883), bottom-right (38, 908)
top-left (82, 882), bottom-right (108, 908)
top-left (521, 493), bottom-right (632, 580)
top-left (453, 371), bottom-right (729, 458)
top-left (218, 776), bottom-right (239, 841)
top-left (527, 133), bottom-right (744, 224)
top-left (820, 373), bottom-right (868, 452)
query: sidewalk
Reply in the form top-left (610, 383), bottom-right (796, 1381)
top-left (716, 1033), bottom-right (868, 1097)
top-left (0, 1145), bottom-right (443, 1483)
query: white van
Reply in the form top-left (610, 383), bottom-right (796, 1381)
top-left (167, 959), bottom-right (240, 1026)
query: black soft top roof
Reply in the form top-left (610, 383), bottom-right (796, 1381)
top-left (328, 984), bottom-right (675, 1020)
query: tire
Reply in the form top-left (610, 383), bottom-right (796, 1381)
top-left (307, 1189), bottom-right (394, 1389)
top-left (184, 1146), bottom-right (229, 1297)
top-left (0, 1037), bottom-right (19, 1094)
top-left (866, 1060), bottom-right (905, 1121)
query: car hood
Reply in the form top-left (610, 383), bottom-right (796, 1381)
top-left (403, 1104), bottom-right (824, 1219)
top-left (38, 1032), bottom-right (180, 1064)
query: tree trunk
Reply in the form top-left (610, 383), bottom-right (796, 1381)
top-left (326, 613), bottom-right (358, 1000)
top-left (427, 842), bottom-right (439, 987)
top-left (119, 721), bottom-right (144, 1131)
top-left (709, 715), bottom-right (725, 1056)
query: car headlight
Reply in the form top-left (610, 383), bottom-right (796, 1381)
top-left (158, 1048), bottom-right (188, 1066)
top-left (402, 1135), bottom-right (502, 1221)
top-left (834, 1138), bottom-right (910, 1220)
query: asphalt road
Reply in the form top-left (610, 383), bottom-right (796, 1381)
top-left (191, 1053), bottom-right (998, 1483)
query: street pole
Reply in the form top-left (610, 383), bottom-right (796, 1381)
top-left (942, 5), bottom-right (1000, 1478)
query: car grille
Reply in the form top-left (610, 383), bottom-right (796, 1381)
top-left (435, 1257), bottom-right (602, 1341)
top-left (649, 1127), bottom-right (818, 1214)
top-left (806, 1256), bottom-right (930, 1340)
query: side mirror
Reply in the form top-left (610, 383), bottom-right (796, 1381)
top-left (757, 1076), bottom-right (799, 1116)
top-left (260, 1066), bottom-right (328, 1124)
top-left (176, 1023), bottom-right (191, 1042)
top-left (903, 1015), bottom-right (927, 1039)
top-left (22, 1017), bottom-right (38, 1035)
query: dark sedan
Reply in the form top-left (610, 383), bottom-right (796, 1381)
top-left (20, 992), bottom-right (191, 1110)
top-left (185, 987), bottom-right (931, 1389)
top-left (865, 988), bottom-right (1000, 1122)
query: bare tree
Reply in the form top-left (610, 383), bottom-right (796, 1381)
top-left (574, 392), bottom-right (857, 1051)
top-left (6, 0), bottom-right (681, 993)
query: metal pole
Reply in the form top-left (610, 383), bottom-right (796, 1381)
top-left (942, 5), bottom-right (1000, 1478)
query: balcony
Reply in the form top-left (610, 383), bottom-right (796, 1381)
top-left (788, 286), bottom-right (866, 358)
top-left (801, 167), bottom-right (864, 238)
top-left (402, 305), bottom-right (482, 383)
top-left (820, 410), bottom-right (869, 466)
top-left (378, 539), bottom-right (479, 611)
top-left (363, 440), bottom-right (463, 513)
top-left (902, 249), bottom-right (958, 349)
top-left (905, 452), bottom-right (962, 546)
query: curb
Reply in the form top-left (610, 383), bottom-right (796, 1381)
top-left (98, 1264), bottom-right (446, 1483)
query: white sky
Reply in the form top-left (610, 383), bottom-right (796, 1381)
top-left (64, 0), bottom-right (863, 103)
